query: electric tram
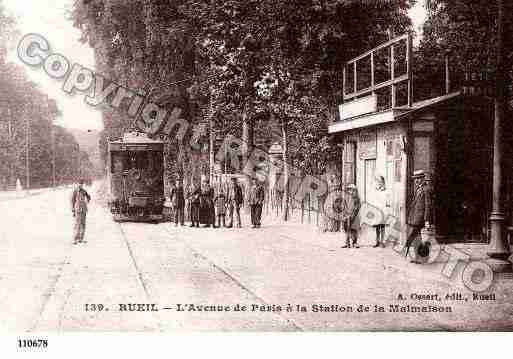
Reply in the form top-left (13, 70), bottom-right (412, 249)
top-left (107, 132), bottom-right (165, 222)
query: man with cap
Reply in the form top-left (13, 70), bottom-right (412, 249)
top-left (404, 170), bottom-right (432, 259)
top-left (341, 184), bottom-right (361, 248)
top-left (71, 179), bottom-right (91, 244)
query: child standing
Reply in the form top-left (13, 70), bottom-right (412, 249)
top-left (214, 189), bottom-right (227, 228)
top-left (372, 175), bottom-right (390, 248)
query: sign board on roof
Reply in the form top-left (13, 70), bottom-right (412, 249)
top-left (338, 94), bottom-right (377, 121)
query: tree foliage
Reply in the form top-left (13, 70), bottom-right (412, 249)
top-left (182, 0), bottom-right (414, 175)
top-left (0, 2), bottom-right (93, 189)
top-left (416, 0), bottom-right (513, 101)
top-left (72, 0), bottom-right (414, 181)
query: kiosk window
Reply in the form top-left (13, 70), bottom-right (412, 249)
top-left (344, 141), bottom-right (357, 185)
top-left (364, 159), bottom-right (376, 203)
top-left (414, 136), bottom-right (431, 173)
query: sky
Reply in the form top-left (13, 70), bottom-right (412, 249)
top-left (3, 1), bottom-right (428, 132)
top-left (4, 0), bottom-right (102, 131)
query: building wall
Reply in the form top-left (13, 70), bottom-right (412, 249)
top-left (342, 122), bottom-right (408, 243)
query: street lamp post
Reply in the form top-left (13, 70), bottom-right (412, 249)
top-left (487, 0), bottom-right (512, 272)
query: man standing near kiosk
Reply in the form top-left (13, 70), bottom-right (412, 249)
top-left (404, 170), bottom-right (432, 260)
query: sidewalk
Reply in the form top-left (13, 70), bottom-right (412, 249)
top-left (169, 214), bottom-right (513, 330)
top-left (0, 184), bottom-right (72, 202)
top-left (32, 188), bottom-right (159, 331)
top-left (259, 209), bottom-right (513, 287)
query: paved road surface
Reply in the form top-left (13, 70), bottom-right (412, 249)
top-left (1, 185), bottom-right (512, 331)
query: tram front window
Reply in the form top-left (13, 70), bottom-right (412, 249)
top-left (126, 151), bottom-right (149, 170)
top-left (111, 151), bottom-right (152, 173)
top-left (111, 152), bottom-right (127, 173)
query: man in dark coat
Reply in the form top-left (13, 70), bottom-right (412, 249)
top-left (71, 179), bottom-right (91, 244)
top-left (189, 183), bottom-right (201, 227)
top-left (341, 184), bottom-right (361, 248)
top-left (170, 179), bottom-right (185, 226)
top-left (404, 170), bottom-right (432, 257)
top-left (249, 178), bottom-right (265, 228)
top-left (226, 177), bottom-right (244, 228)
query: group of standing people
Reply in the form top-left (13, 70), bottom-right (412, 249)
top-left (337, 169), bottom-right (431, 260)
top-left (168, 177), bottom-right (266, 229)
top-left (70, 169), bottom-right (431, 259)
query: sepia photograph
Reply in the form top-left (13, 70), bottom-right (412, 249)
top-left (0, 0), bottom-right (512, 347)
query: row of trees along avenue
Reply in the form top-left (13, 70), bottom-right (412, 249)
top-left (71, 0), bottom-right (513, 221)
top-left (0, 0), bottom-right (95, 190)
top-left (71, 0), bottom-right (413, 219)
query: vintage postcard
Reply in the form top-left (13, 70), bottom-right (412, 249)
top-left (1, 0), bottom-right (512, 342)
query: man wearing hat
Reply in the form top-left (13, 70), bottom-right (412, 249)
top-left (404, 170), bottom-right (432, 258)
top-left (249, 178), bottom-right (265, 228)
top-left (170, 179), bottom-right (185, 226)
top-left (71, 179), bottom-right (91, 244)
top-left (226, 177), bottom-right (244, 228)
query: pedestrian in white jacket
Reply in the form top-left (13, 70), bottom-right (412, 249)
top-left (372, 175), bottom-right (390, 248)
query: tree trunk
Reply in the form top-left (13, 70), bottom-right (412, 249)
top-left (241, 106), bottom-right (254, 210)
top-left (241, 107), bottom-right (253, 168)
top-left (281, 118), bottom-right (289, 221)
top-left (208, 100), bottom-right (215, 184)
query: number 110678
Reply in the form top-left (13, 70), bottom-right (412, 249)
top-left (17, 338), bottom-right (48, 349)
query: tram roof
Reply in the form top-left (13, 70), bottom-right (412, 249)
top-left (110, 132), bottom-right (165, 144)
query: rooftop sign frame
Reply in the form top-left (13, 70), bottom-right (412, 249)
top-left (342, 34), bottom-right (413, 111)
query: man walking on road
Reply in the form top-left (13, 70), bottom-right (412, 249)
top-left (249, 178), bottom-right (265, 228)
top-left (170, 179), bottom-right (185, 226)
top-left (71, 179), bottom-right (91, 244)
top-left (227, 177), bottom-right (243, 228)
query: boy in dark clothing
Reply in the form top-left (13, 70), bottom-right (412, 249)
top-left (189, 184), bottom-right (201, 227)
